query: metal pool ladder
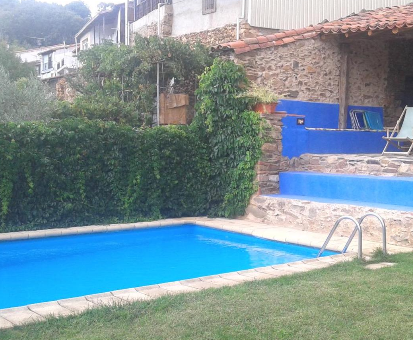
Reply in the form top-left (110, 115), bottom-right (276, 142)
top-left (317, 213), bottom-right (387, 260)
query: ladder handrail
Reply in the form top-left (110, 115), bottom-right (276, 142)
top-left (342, 212), bottom-right (387, 255)
top-left (317, 216), bottom-right (363, 259)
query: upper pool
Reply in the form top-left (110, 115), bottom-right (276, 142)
top-left (0, 224), bottom-right (336, 309)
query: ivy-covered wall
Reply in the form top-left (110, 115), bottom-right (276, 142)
top-left (0, 120), bottom-right (210, 232)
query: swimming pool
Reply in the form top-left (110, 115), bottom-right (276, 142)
top-left (0, 224), bottom-right (337, 309)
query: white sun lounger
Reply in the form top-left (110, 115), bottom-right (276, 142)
top-left (382, 106), bottom-right (413, 155)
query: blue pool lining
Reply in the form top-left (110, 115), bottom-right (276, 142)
top-left (0, 217), bottom-right (395, 324)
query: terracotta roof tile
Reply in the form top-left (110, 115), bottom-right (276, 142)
top-left (214, 4), bottom-right (413, 54)
top-left (256, 36), bottom-right (269, 43)
top-left (226, 40), bottom-right (247, 49)
top-left (320, 4), bottom-right (413, 34)
top-left (266, 35), bottom-right (277, 42)
top-left (243, 38), bottom-right (259, 45)
top-left (284, 30), bottom-right (298, 37)
top-left (234, 47), bottom-right (251, 54)
top-left (274, 32), bottom-right (286, 39)
top-left (295, 28), bottom-right (308, 34)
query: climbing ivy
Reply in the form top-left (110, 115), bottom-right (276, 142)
top-left (194, 59), bottom-right (265, 217)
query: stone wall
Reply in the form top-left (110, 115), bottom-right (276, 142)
top-left (289, 154), bottom-right (413, 177)
top-left (231, 36), bottom-right (408, 126)
top-left (385, 40), bottom-right (413, 126)
top-left (133, 21), bottom-right (270, 47)
top-left (175, 22), bottom-right (270, 47)
top-left (257, 113), bottom-right (290, 194)
top-left (232, 37), bottom-right (341, 102)
top-left (130, 5), bottom-right (173, 41)
top-left (175, 24), bottom-right (237, 47)
top-left (347, 40), bottom-right (390, 122)
top-left (56, 78), bottom-right (76, 102)
top-left (246, 195), bottom-right (413, 247)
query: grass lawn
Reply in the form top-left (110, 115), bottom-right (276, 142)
top-left (2, 252), bottom-right (413, 340)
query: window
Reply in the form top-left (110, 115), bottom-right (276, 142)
top-left (202, 0), bottom-right (216, 14)
top-left (42, 53), bottom-right (53, 71)
top-left (48, 54), bottom-right (52, 70)
top-left (81, 38), bottom-right (89, 50)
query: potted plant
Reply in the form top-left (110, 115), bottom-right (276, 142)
top-left (245, 85), bottom-right (280, 114)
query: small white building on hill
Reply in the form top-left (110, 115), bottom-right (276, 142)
top-left (16, 44), bottom-right (77, 79)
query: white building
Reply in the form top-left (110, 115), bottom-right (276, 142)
top-left (16, 44), bottom-right (77, 79)
top-left (38, 44), bottom-right (77, 79)
top-left (75, 3), bottom-right (134, 51)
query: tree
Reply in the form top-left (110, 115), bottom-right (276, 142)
top-left (0, 66), bottom-right (55, 123)
top-left (59, 36), bottom-right (213, 126)
top-left (65, 1), bottom-right (91, 19)
top-left (0, 42), bottom-right (34, 81)
top-left (0, 0), bottom-right (89, 47)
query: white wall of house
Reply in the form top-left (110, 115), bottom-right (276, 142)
top-left (171, 0), bottom-right (242, 36)
top-left (131, 0), bottom-right (243, 37)
top-left (40, 46), bottom-right (77, 79)
top-left (78, 19), bottom-right (119, 51)
top-left (249, 0), bottom-right (413, 30)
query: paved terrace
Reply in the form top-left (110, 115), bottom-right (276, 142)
top-left (0, 217), bottom-right (411, 329)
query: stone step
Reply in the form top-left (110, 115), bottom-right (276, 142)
top-left (246, 195), bottom-right (413, 247)
top-left (278, 171), bottom-right (413, 209)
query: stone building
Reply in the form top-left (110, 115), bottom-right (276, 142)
top-left (212, 4), bottom-right (413, 187)
top-left (212, 4), bottom-right (413, 248)
top-left (215, 4), bottom-right (413, 128)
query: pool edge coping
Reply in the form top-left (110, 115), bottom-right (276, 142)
top-left (0, 217), bottom-right (409, 329)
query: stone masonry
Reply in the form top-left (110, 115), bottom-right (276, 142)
top-left (175, 22), bottom-right (268, 47)
top-left (246, 195), bottom-right (413, 247)
top-left (347, 40), bottom-right (389, 114)
top-left (232, 37), bottom-right (341, 102)
top-left (229, 35), bottom-right (408, 127)
top-left (132, 20), bottom-right (271, 47)
top-left (289, 154), bottom-right (413, 177)
top-left (257, 113), bottom-right (290, 194)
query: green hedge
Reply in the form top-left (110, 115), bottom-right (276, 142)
top-left (0, 60), bottom-right (265, 232)
top-left (0, 119), bottom-right (210, 232)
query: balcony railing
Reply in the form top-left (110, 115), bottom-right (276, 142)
top-left (135, 0), bottom-right (172, 21)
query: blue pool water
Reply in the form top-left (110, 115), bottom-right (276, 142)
top-left (0, 224), bottom-right (337, 309)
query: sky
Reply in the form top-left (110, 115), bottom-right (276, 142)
top-left (37, 0), bottom-right (124, 16)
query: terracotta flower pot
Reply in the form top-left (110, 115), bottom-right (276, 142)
top-left (253, 102), bottom-right (278, 114)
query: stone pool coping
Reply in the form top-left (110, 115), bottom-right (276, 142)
top-left (0, 217), bottom-right (411, 329)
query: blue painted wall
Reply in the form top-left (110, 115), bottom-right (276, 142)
top-left (279, 172), bottom-right (413, 209)
top-left (278, 100), bottom-right (390, 158)
top-left (277, 100), bottom-right (339, 128)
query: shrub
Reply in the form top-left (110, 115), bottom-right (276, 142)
top-left (0, 60), bottom-right (265, 231)
top-left (59, 38), bottom-right (213, 126)
top-left (194, 59), bottom-right (265, 217)
top-left (0, 66), bottom-right (55, 123)
top-left (0, 119), bottom-right (209, 231)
